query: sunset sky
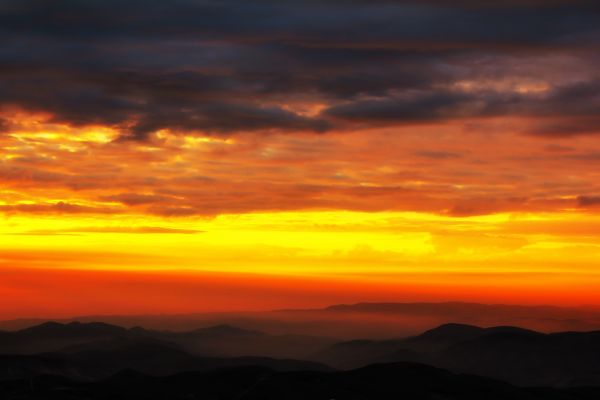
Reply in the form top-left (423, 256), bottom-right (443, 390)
top-left (1, 0), bottom-right (600, 319)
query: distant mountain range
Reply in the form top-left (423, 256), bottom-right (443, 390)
top-left (0, 322), bottom-right (330, 382)
top-left (3, 302), bottom-right (600, 339)
top-left (0, 321), bottom-right (336, 360)
top-left (2, 319), bottom-right (600, 387)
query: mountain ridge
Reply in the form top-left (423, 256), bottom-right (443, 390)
top-left (2, 362), bottom-right (600, 400)
top-left (3, 301), bottom-right (599, 339)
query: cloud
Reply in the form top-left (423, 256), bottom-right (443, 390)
top-left (414, 151), bottom-right (462, 159)
top-left (124, 102), bottom-right (331, 140)
top-left (0, 0), bottom-right (598, 138)
top-left (0, 118), bottom-right (9, 133)
top-left (325, 90), bottom-right (475, 123)
top-left (0, 1), bottom-right (599, 219)
top-left (20, 226), bottom-right (203, 235)
top-left (577, 196), bottom-right (600, 207)
top-left (325, 81), bottom-right (600, 135)
top-left (99, 193), bottom-right (174, 206)
top-left (0, 202), bottom-right (118, 215)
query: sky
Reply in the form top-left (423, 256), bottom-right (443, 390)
top-left (1, 0), bottom-right (600, 319)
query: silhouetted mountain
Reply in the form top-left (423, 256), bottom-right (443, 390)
top-left (188, 324), bottom-right (264, 336)
top-left (0, 322), bottom-right (129, 354)
top-left (4, 320), bottom-right (600, 388)
top-left (0, 340), bottom-right (331, 381)
top-left (4, 302), bottom-right (600, 339)
top-left (0, 321), bottom-right (335, 360)
top-left (19, 321), bottom-right (126, 337)
top-left (168, 325), bottom-right (335, 359)
top-left (416, 323), bottom-right (485, 342)
top-left (403, 323), bottom-right (542, 354)
top-left (319, 338), bottom-right (425, 370)
top-left (2, 362), bottom-right (600, 400)
top-left (0, 321), bottom-right (332, 381)
top-left (438, 329), bottom-right (600, 387)
top-left (0, 354), bottom-right (78, 381)
top-left (318, 323), bottom-right (600, 387)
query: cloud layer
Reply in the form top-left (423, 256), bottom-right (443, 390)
top-left (0, 1), bottom-right (599, 218)
top-left (0, 0), bottom-right (599, 139)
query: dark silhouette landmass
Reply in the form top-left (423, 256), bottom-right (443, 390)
top-left (2, 321), bottom-right (600, 387)
top-left (2, 314), bottom-right (600, 398)
top-left (2, 363), bottom-right (600, 400)
top-left (0, 322), bottom-right (330, 381)
top-left (3, 302), bottom-right (600, 339)
top-left (318, 323), bottom-right (600, 386)
top-left (0, 321), bottom-right (335, 360)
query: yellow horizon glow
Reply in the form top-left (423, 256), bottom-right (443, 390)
top-left (2, 210), bottom-right (599, 279)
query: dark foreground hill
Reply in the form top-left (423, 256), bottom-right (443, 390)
top-left (0, 340), bottom-right (330, 381)
top-left (2, 362), bottom-right (600, 400)
top-left (318, 323), bottom-right (600, 386)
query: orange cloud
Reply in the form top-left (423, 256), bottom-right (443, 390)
top-left (1, 116), bottom-right (600, 320)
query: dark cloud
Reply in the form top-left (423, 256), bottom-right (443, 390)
top-left (0, 202), bottom-right (117, 214)
top-left (529, 119), bottom-right (600, 137)
top-left (326, 91), bottom-right (475, 123)
top-left (568, 152), bottom-right (600, 161)
top-left (125, 102), bottom-right (331, 140)
top-left (577, 196), bottom-right (600, 207)
top-left (0, 66), bottom-right (330, 139)
top-left (99, 193), bottom-right (173, 206)
top-left (2, 0), bottom-right (598, 45)
top-left (446, 197), bottom-right (529, 217)
top-left (0, 165), bottom-right (69, 185)
top-left (0, 0), bottom-right (599, 138)
top-left (414, 151), bottom-right (462, 159)
top-left (325, 81), bottom-right (600, 132)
